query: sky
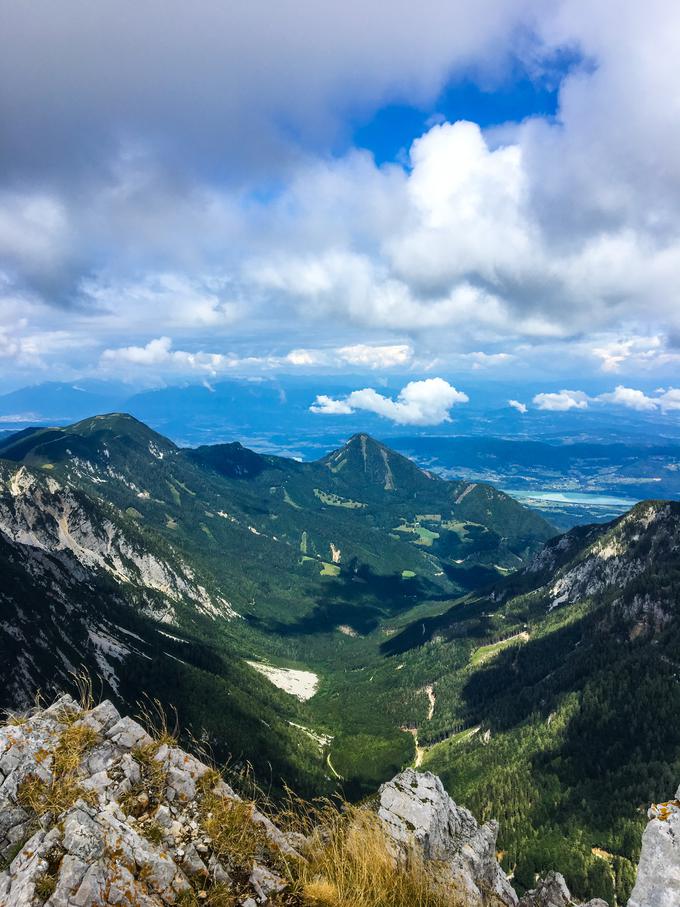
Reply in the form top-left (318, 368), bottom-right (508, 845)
top-left (1, 0), bottom-right (680, 426)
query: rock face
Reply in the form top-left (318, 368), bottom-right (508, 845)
top-left (0, 695), bottom-right (294, 906)
top-left (377, 771), bottom-right (609, 907)
top-left (518, 870), bottom-right (607, 907)
top-left (628, 794), bottom-right (680, 907)
top-left (377, 769), bottom-right (518, 906)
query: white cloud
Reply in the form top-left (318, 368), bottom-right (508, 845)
top-left (590, 335), bottom-right (680, 373)
top-left (533, 390), bottom-right (590, 411)
top-left (657, 388), bottom-right (680, 412)
top-left (3, 1), bottom-right (680, 384)
top-left (598, 385), bottom-right (680, 413)
top-left (336, 344), bottom-right (413, 369)
top-left (100, 338), bottom-right (415, 377)
top-left (598, 385), bottom-right (658, 412)
top-left (508, 399), bottom-right (527, 413)
top-left (101, 337), bottom-right (242, 374)
top-left (310, 377), bottom-right (469, 425)
top-left (309, 395), bottom-right (355, 415)
top-left (285, 343), bottom-right (413, 369)
top-left (531, 384), bottom-right (680, 414)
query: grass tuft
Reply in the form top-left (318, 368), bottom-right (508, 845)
top-left (199, 792), bottom-right (271, 874)
top-left (135, 696), bottom-right (179, 746)
top-left (17, 724), bottom-right (100, 817)
top-left (283, 801), bottom-right (465, 907)
top-left (34, 873), bottom-right (57, 901)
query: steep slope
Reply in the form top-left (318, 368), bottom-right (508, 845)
top-left (0, 460), bottom-right (329, 791)
top-left (0, 416), bottom-right (556, 806)
top-left (0, 417), bottom-right (554, 623)
top-left (0, 698), bottom-right (610, 907)
top-left (0, 459), bottom-right (234, 623)
top-left (380, 502), bottom-right (680, 903)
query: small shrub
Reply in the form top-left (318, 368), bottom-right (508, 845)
top-left (141, 821), bottom-right (165, 846)
top-left (34, 873), bottom-right (57, 901)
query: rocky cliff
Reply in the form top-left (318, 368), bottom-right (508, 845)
top-left (628, 792), bottom-right (680, 907)
top-left (0, 697), bottom-right (636, 907)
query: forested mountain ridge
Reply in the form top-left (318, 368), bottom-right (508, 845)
top-left (0, 414), bottom-right (554, 619)
top-left (0, 459), bottom-right (327, 791)
top-left (384, 500), bottom-right (680, 903)
top-left (0, 414), bottom-right (554, 795)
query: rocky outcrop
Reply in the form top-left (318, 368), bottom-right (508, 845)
top-left (0, 461), bottom-right (237, 624)
top-left (0, 701), bottom-right (618, 907)
top-left (0, 695), bottom-right (295, 906)
top-left (377, 772), bottom-right (610, 907)
top-left (377, 769), bottom-right (518, 906)
top-left (518, 871), bottom-right (607, 907)
top-left (628, 793), bottom-right (680, 907)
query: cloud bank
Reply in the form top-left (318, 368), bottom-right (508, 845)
top-left (1, 1), bottom-right (680, 391)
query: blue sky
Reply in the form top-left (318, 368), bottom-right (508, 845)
top-left (1, 0), bottom-right (680, 426)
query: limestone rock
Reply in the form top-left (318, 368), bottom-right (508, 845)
top-left (0, 696), bottom-right (294, 906)
top-left (628, 792), bottom-right (680, 907)
top-left (378, 768), bottom-right (518, 906)
top-left (518, 870), bottom-right (607, 907)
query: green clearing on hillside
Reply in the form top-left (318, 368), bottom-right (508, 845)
top-left (469, 632), bottom-right (529, 666)
top-left (314, 488), bottom-right (366, 509)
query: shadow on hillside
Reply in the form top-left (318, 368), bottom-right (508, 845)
top-left (258, 564), bottom-right (447, 637)
top-left (460, 608), bottom-right (601, 730)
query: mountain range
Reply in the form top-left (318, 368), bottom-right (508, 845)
top-left (0, 413), bottom-right (678, 902)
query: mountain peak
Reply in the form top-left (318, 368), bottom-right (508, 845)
top-left (320, 433), bottom-right (438, 494)
top-left (0, 412), bottom-right (177, 474)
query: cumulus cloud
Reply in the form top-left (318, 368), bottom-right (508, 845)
top-left (531, 384), bottom-right (680, 414)
top-left (309, 395), bottom-right (355, 415)
top-left (310, 377), bottom-right (469, 425)
top-left (598, 385), bottom-right (680, 413)
top-left (533, 390), bottom-right (590, 411)
top-left (508, 399), bottom-right (528, 413)
top-left (598, 385), bottom-right (658, 412)
top-left (0, 0), bottom-right (533, 181)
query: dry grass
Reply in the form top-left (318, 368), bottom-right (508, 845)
top-left (199, 792), bottom-right (271, 872)
top-left (135, 695), bottom-right (179, 746)
top-left (177, 883), bottom-right (237, 906)
top-left (283, 802), bottom-right (466, 907)
top-left (69, 668), bottom-right (101, 712)
top-left (34, 873), bottom-right (57, 901)
top-left (17, 724), bottom-right (100, 817)
top-left (119, 741), bottom-right (168, 816)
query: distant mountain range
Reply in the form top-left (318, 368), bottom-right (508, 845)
top-left (3, 378), bottom-right (680, 452)
top-left (1, 413), bottom-right (679, 902)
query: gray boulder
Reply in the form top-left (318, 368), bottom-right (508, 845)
top-left (518, 870), bottom-right (608, 907)
top-left (377, 768), bottom-right (518, 906)
top-left (628, 793), bottom-right (680, 907)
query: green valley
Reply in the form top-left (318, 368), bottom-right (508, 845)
top-left (2, 415), bottom-right (680, 902)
